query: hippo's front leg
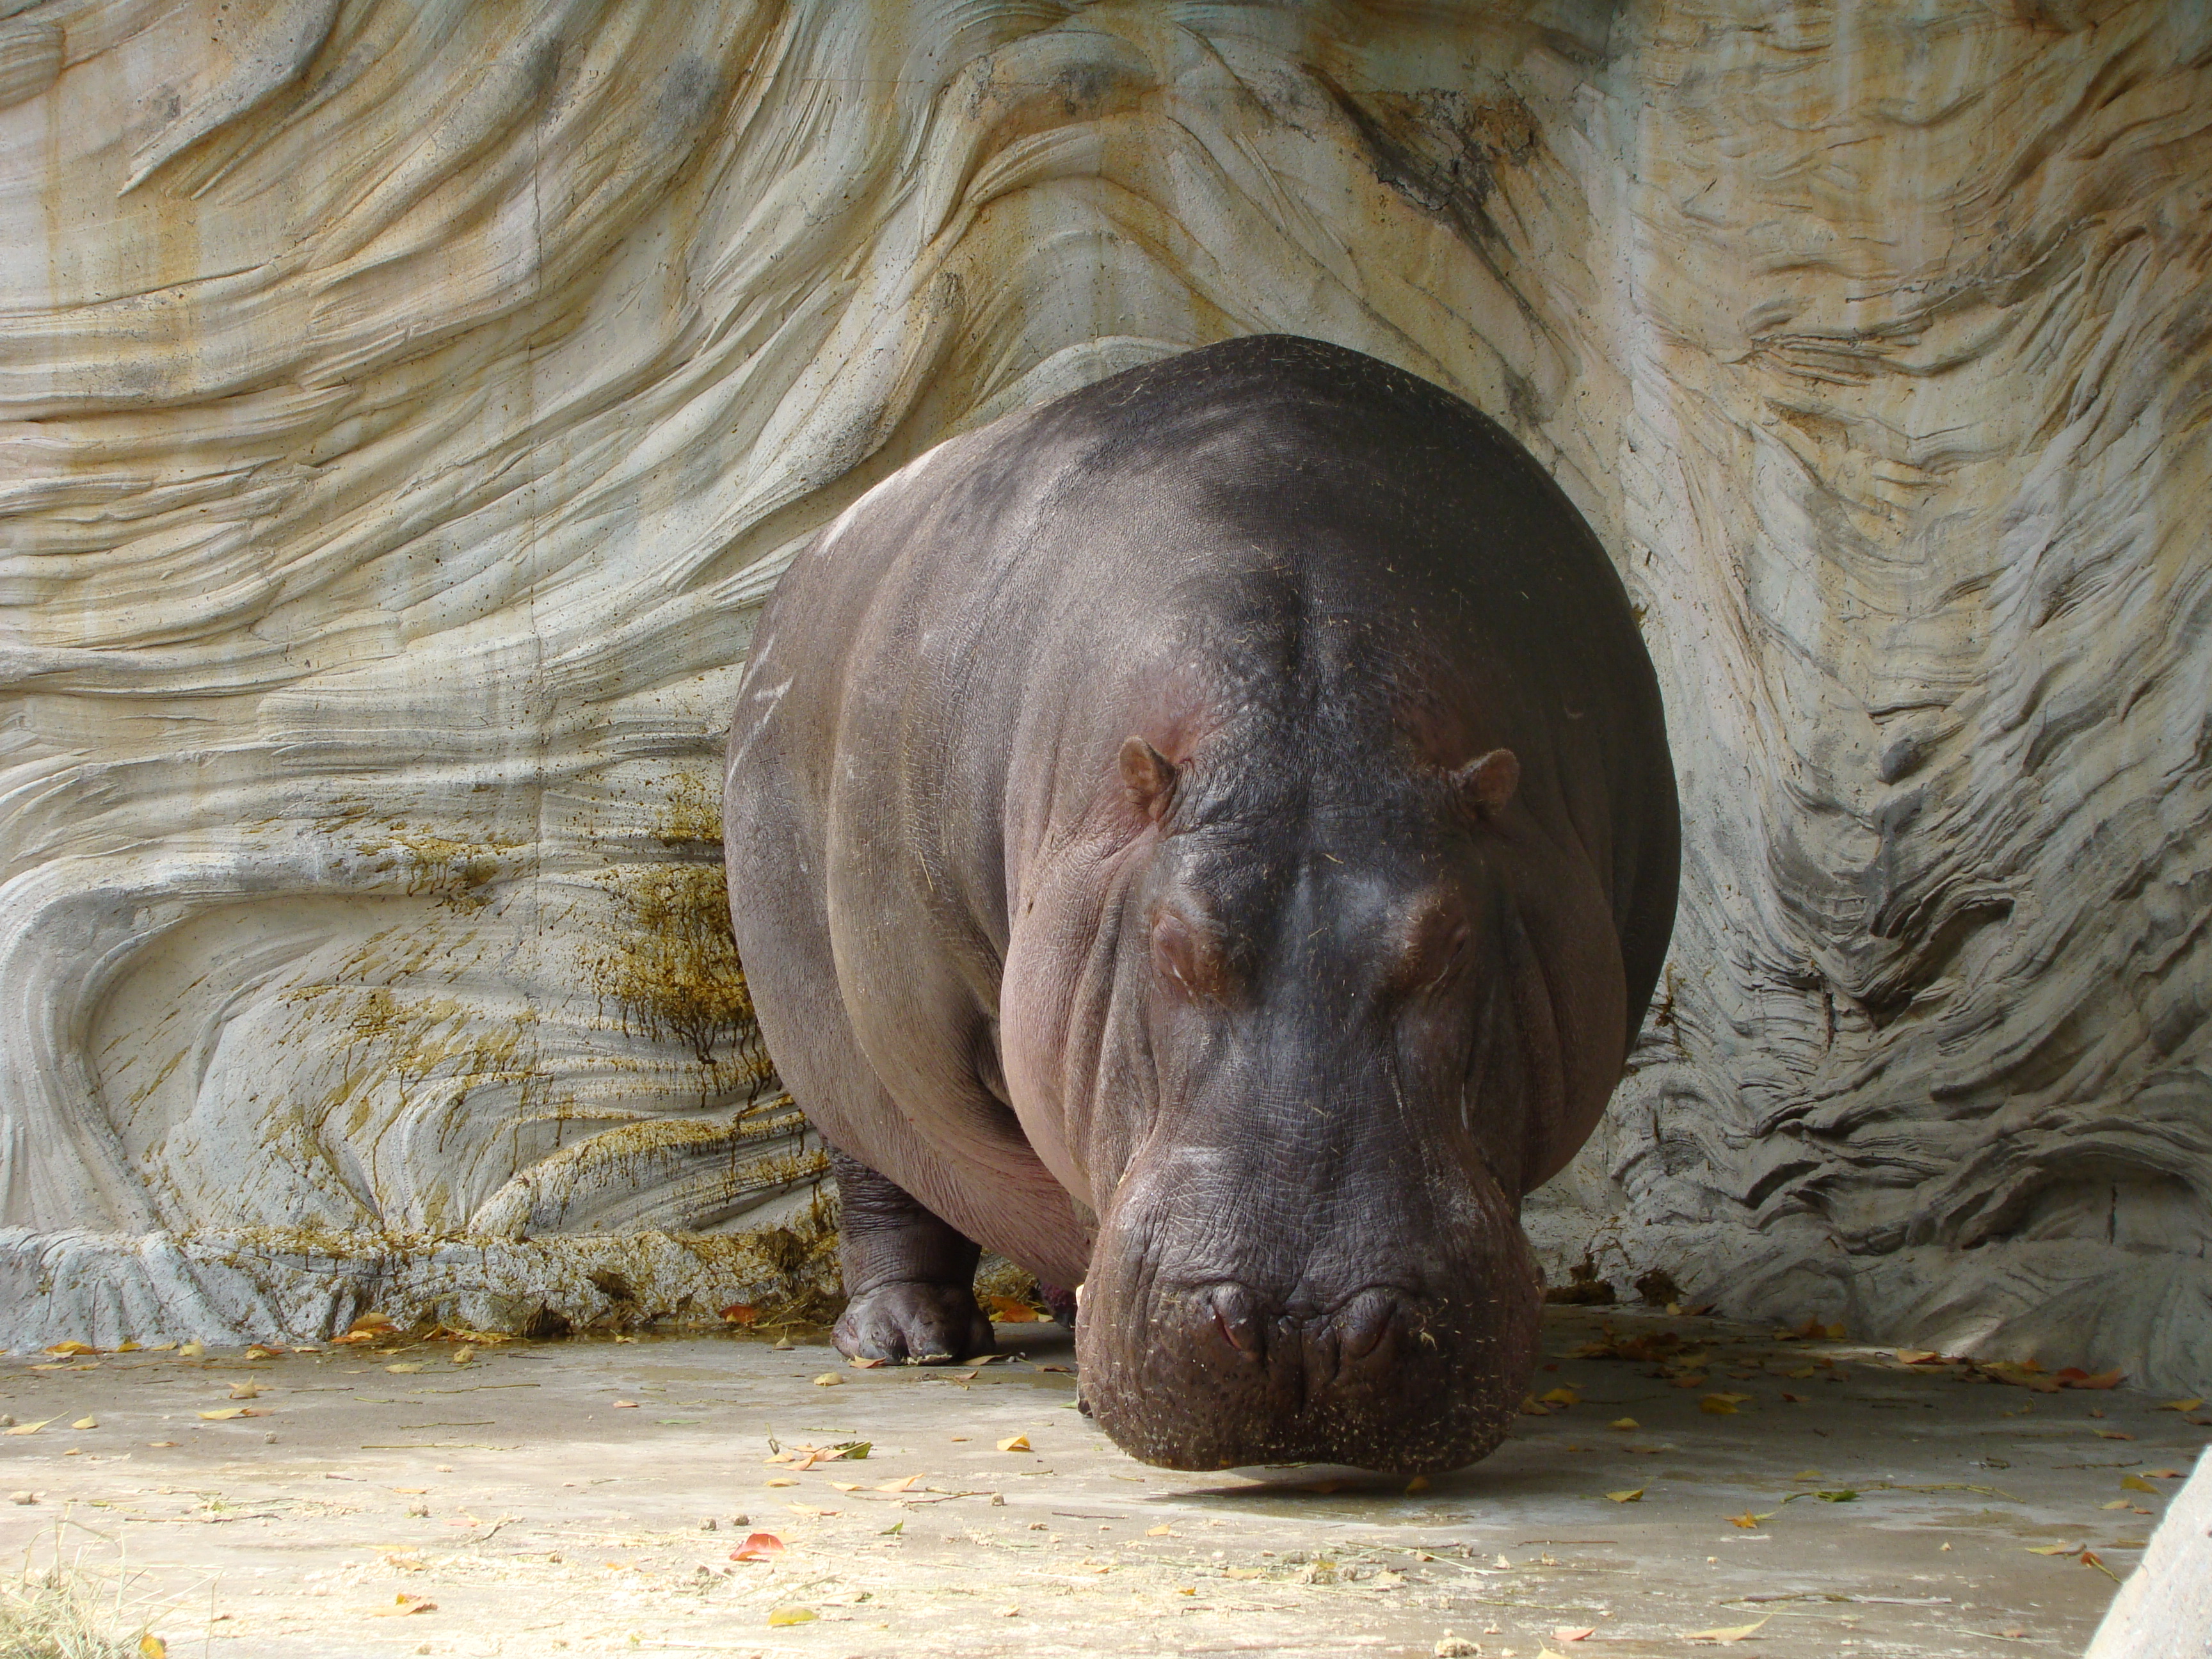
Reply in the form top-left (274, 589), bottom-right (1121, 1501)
top-left (828, 1147), bottom-right (995, 1364)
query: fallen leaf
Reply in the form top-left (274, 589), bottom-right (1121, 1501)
top-left (371, 1593), bottom-right (437, 1617)
top-left (177, 1341), bottom-right (205, 1358)
top-left (1668, 1374), bottom-right (1711, 1389)
top-left (195, 1407), bottom-right (262, 1420)
top-left (385, 1363), bottom-right (424, 1375)
top-left (2121, 1475), bottom-right (2161, 1494)
top-left (71, 1417), bottom-right (97, 1431)
top-left (767, 1607), bottom-right (817, 1628)
top-left (2154, 1398), bottom-right (2204, 1413)
top-left (44, 1342), bottom-right (96, 1356)
top-left (874, 1474), bottom-right (924, 1493)
top-left (1554, 1627), bottom-right (1596, 1642)
top-left (228, 1382), bottom-right (260, 1400)
top-left (1404, 1475), bottom-right (1430, 1494)
top-left (1699, 1395), bottom-right (1742, 1415)
top-left (1148, 1523), bottom-right (1174, 1536)
top-left (2094, 1429), bottom-right (2136, 1441)
top-left (139, 1637), bottom-right (167, 1658)
top-left (729, 1532), bottom-right (786, 1562)
top-left (1038, 1363), bottom-right (1073, 1374)
top-left (988, 1295), bottom-right (1043, 1323)
top-left (785, 1504), bottom-right (838, 1517)
top-left (812, 1373), bottom-right (844, 1388)
top-left (612, 1400), bottom-right (639, 1409)
top-left (4, 1420), bottom-right (54, 1436)
top-left (1779, 1392), bottom-right (1808, 1403)
top-left (1609, 1416), bottom-right (1639, 1430)
top-left (1520, 1395), bottom-right (1552, 1415)
top-left (1727, 1511), bottom-right (1774, 1528)
top-left (243, 1345), bottom-right (281, 1361)
top-left (2081, 1550), bottom-right (2120, 1582)
top-left (1540, 1387), bottom-right (1580, 1407)
top-left (997, 1434), bottom-right (1031, 1452)
top-left (764, 1479), bottom-right (797, 1487)
top-left (720, 1304), bottom-right (760, 1326)
top-left (2145, 1468), bottom-right (2184, 1479)
top-left (1895, 1349), bottom-right (1941, 1365)
top-left (848, 1356), bottom-right (885, 1369)
top-left (1605, 1487), bottom-right (1645, 1503)
top-left (2101, 1499), bottom-right (2133, 1511)
top-left (2025, 1543), bottom-right (2083, 1555)
top-left (2055, 1368), bottom-right (2124, 1390)
top-left (146, 1441), bottom-right (177, 1448)
top-left (1688, 1615), bottom-right (1769, 1643)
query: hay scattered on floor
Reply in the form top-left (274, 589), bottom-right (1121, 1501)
top-left (0, 1567), bottom-right (154, 1659)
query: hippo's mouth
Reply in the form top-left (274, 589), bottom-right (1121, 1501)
top-left (1070, 1179), bottom-right (1544, 1475)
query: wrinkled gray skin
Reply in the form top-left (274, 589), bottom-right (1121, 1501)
top-left (723, 337), bottom-right (1678, 1474)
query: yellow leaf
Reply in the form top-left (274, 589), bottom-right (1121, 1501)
top-left (2095, 1429), bottom-right (2135, 1441)
top-left (44, 1342), bottom-right (96, 1356)
top-left (1688, 1615), bottom-right (1769, 1642)
top-left (997, 1434), bottom-right (1031, 1452)
top-left (764, 1478), bottom-right (797, 1487)
top-left (766, 1607), bottom-right (817, 1627)
top-left (812, 1373), bottom-right (844, 1388)
top-left (139, 1638), bottom-right (166, 1658)
top-left (2101, 1499), bottom-right (2132, 1510)
top-left (177, 1341), bottom-right (204, 1358)
top-left (3, 1420), bottom-right (53, 1436)
top-left (2025, 1543), bottom-right (2080, 1555)
top-left (848, 1356), bottom-right (885, 1369)
top-left (2156, 1399), bottom-right (2206, 1413)
top-left (1609, 1417), bottom-right (1639, 1430)
top-left (1147, 1524), bottom-right (1174, 1536)
top-left (1726, 1512), bottom-right (1763, 1528)
top-left (1404, 1475), bottom-right (1430, 1494)
top-left (874, 1474), bottom-right (924, 1493)
top-left (830, 1482), bottom-right (861, 1493)
top-left (1540, 1387), bottom-right (1580, 1406)
top-left (385, 1363), bottom-right (424, 1374)
top-left (1605, 1488), bottom-right (1644, 1503)
top-left (1699, 1396), bottom-right (1739, 1415)
top-left (2121, 1475), bottom-right (2160, 1494)
top-left (196, 1407), bottom-right (249, 1420)
top-left (70, 1417), bottom-right (97, 1431)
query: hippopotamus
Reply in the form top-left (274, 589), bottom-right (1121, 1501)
top-left (721, 335), bottom-right (1678, 1474)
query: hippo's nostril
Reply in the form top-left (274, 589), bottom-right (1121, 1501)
top-left (1335, 1288), bottom-right (1403, 1363)
top-left (1204, 1283), bottom-right (1265, 1361)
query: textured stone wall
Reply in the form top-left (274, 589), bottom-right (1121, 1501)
top-left (1, 0), bottom-right (2206, 1386)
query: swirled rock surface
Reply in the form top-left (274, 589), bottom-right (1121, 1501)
top-left (1, 0), bottom-right (2206, 1386)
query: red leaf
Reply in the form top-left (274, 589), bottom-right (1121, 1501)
top-left (730, 1532), bottom-right (786, 1562)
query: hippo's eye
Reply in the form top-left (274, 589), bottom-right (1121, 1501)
top-left (1151, 908), bottom-right (1231, 1000)
top-left (1400, 901), bottom-right (1472, 991)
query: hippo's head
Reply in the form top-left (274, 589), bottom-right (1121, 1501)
top-left (1049, 728), bottom-right (1631, 1475)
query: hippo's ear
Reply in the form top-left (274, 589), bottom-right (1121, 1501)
top-left (1119, 736), bottom-right (1178, 822)
top-left (1453, 748), bottom-right (1519, 817)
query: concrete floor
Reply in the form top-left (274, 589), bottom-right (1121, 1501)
top-left (1, 1306), bottom-right (2193, 1657)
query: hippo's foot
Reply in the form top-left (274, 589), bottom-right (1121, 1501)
top-left (1038, 1281), bottom-right (1079, 1331)
top-left (835, 1281), bottom-right (995, 1364)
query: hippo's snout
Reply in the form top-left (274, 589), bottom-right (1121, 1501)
top-left (1079, 1225), bottom-right (1542, 1476)
top-left (1196, 1282), bottom-right (1423, 1388)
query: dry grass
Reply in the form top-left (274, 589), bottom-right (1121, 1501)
top-left (0, 1564), bottom-right (151, 1659)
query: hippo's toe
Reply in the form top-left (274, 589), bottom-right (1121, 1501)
top-left (834, 1281), bottom-right (996, 1364)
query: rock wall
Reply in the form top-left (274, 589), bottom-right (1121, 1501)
top-left (1, 0), bottom-right (2207, 1384)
